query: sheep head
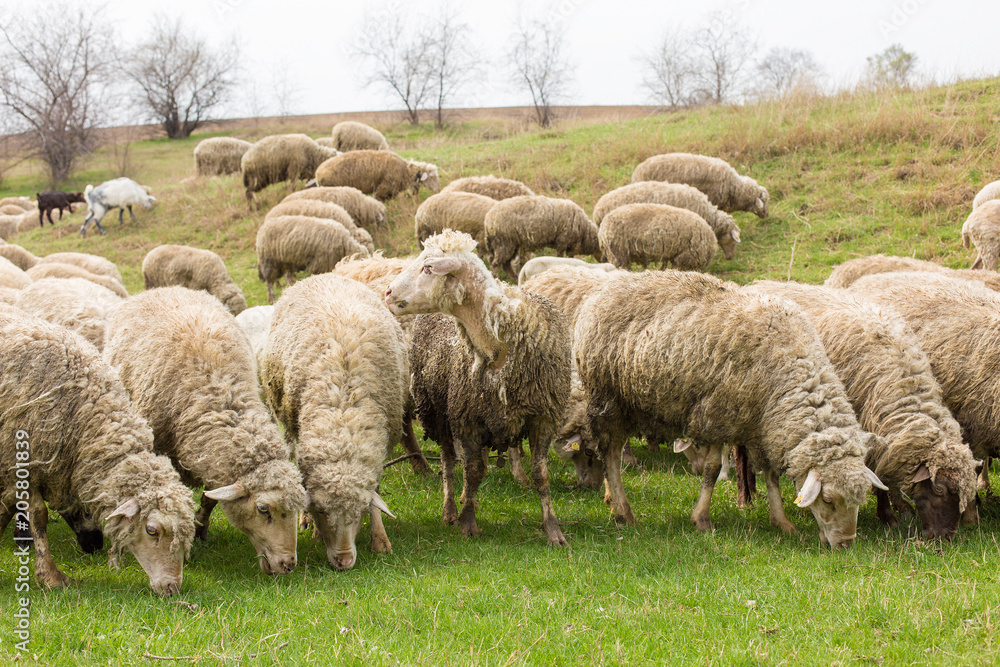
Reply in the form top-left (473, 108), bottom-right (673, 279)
top-left (718, 228), bottom-right (741, 260)
top-left (753, 186), bottom-right (769, 218)
top-left (385, 230), bottom-right (490, 317)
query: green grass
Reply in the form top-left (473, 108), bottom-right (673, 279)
top-left (3, 79), bottom-right (1000, 664)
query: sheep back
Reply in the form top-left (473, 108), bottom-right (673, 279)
top-left (142, 244), bottom-right (247, 315)
top-left (15, 277), bottom-right (123, 350)
top-left (0, 244), bottom-right (39, 271)
top-left (598, 203), bottom-right (717, 270)
top-left (484, 196), bottom-right (600, 271)
top-left (631, 153), bottom-right (768, 218)
top-left (331, 121), bottom-right (390, 151)
top-left (194, 137), bottom-right (253, 176)
top-left (281, 186), bottom-right (387, 230)
top-left (266, 199), bottom-right (373, 252)
top-left (241, 134), bottom-right (339, 195)
top-left (825, 254), bottom-right (1000, 292)
top-left (440, 175), bottom-right (535, 200)
top-left (414, 191), bottom-right (497, 248)
top-left (26, 262), bottom-right (128, 298)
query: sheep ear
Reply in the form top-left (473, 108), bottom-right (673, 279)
top-left (371, 491), bottom-right (396, 519)
top-left (910, 464), bottom-right (931, 484)
top-left (204, 482), bottom-right (248, 501)
top-left (673, 437), bottom-right (692, 453)
top-left (107, 497), bottom-right (141, 521)
top-left (794, 470), bottom-right (822, 507)
top-left (731, 229), bottom-right (741, 242)
top-left (426, 256), bottom-right (463, 275)
top-left (420, 172), bottom-right (429, 182)
top-left (565, 434), bottom-right (582, 452)
top-left (974, 459), bottom-right (985, 474)
top-left (755, 197), bottom-right (764, 210)
top-left (864, 466), bottom-right (889, 491)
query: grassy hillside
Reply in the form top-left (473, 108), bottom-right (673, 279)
top-left (2, 80), bottom-right (1000, 665)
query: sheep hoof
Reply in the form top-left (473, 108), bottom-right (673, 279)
top-left (442, 505), bottom-right (458, 525)
top-left (459, 522), bottom-right (482, 537)
top-left (511, 469), bottom-right (530, 487)
top-left (370, 535), bottom-right (392, 554)
top-left (547, 531), bottom-right (569, 547)
top-left (770, 518), bottom-right (797, 534)
top-left (37, 567), bottom-right (70, 589)
top-left (692, 515), bottom-right (713, 532)
top-left (614, 510), bottom-right (637, 526)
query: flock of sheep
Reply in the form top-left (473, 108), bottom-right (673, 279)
top-left (2, 117), bottom-right (1000, 598)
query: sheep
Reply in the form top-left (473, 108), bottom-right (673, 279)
top-left (414, 191), bottom-right (497, 249)
top-left (593, 182), bottom-right (743, 260)
top-left (0, 196), bottom-right (34, 210)
top-left (26, 263), bottom-right (128, 299)
top-left (16, 210), bottom-right (41, 232)
top-left (0, 214), bottom-right (22, 240)
top-left (0, 204), bottom-right (28, 216)
top-left (262, 273), bottom-right (407, 569)
top-left (0, 244), bottom-right (39, 271)
top-left (266, 199), bottom-right (374, 252)
top-left (15, 277), bottom-right (123, 351)
top-left (631, 153), bottom-right (769, 218)
top-left (961, 200), bottom-right (1000, 271)
top-left (234, 305), bottom-right (274, 379)
top-left (483, 195), bottom-right (600, 278)
top-left (314, 137), bottom-right (339, 150)
top-left (255, 214), bottom-right (369, 303)
top-left (573, 269), bottom-right (886, 547)
top-left (825, 254), bottom-right (1000, 292)
top-left (38, 251), bottom-right (125, 286)
top-left (973, 179), bottom-right (1000, 209)
top-left (440, 175), bottom-right (535, 200)
top-left (384, 230), bottom-right (572, 546)
top-left (142, 245), bottom-right (248, 315)
top-left (80, 177), bottom-right (157, 237)
top-left (281, 186), bottom-right (387, 230)
top-left (747, 280), bottom-right (979, 539)
top-left (517, 256), bottom-right (618, 286)
top-left (0, 310), bottom-right (196, 594)
top-left (598, 203), bottom-right (719, 271)
top-left (35, 190), bottom-right (86, 225)
top-left (314, 150), bottom-right (440, 201)
top-left (846, 272), bottom-right (1000, 498)
top-left (330, 121), bottom-right (390, 151)
top-left (241, 134), bottom-right (341, 208)
top-left (104, 287), bottom-right (307, 574)
top-left (194, 137), bottom-right (254, 177)
top-left (0, 255), bottom-right (31, 289)
top-left (0, 287), bottom-right (20, 305)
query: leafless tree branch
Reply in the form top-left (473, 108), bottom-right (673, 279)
top-left (509, 18), bottom-right (574, 127)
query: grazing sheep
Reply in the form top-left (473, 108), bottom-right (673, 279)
top-left (26, 263), bottom-right (128, 299)
top-left (80, 177), bottom-right (157, 237)
top-left (35, 191), bottom-right (86, 225)
top-left (517, 256), bottom-right (617, 285)
top-left (522, 264), bottom-right (621, 326)
top-left (973, 180), bottom-right (1000, 209)
top-left (234, 305), bottom-right (274, 379)
top-left (281, 186), bottom-right (387, 230)
top-left (384, 230), bottom-right (571, 546)
top-left (142, 245), bottom-right (248, 315)
top-left (241, 134), bottom-right (341, 208)
top-left (748, 280), bottom-right (979, 539)
top-left (314, 137), bottom-right (338, 150)
top-left (0, 244), bottom-right (39, 271)
top-left (440, 175), bottom-right (535, 200)
top-left (314, 150), bottom-right (440, 201)
top-left (194, 137), bottom-right (254, 177)
top-left (847, 272), bottom-right (1000, 494)
top-left (573, 270), bottom-right (886, 547)
top-left (593, 182), bottom-right (742, 260)
top-left (0, 214), bottom-right (22, 240)
top-left (631, 153), bottom-right (769, 218)
top-left (961, 200), bottom-right (1000, 270)
top-left (0, 205), bottom-right (25, 216)
top-left (0, 196), bottom-right (34, 210)
top-left (15, 277), bottom-right (123, 351)
top-left (266, 199), bottom-right (374, 252)
top-left (599, 203), bottom-right (718, 271)
top-left (104, 287), bottom-right (307, 574)
top-left (255, 215), bottom-right (369, 303)
top-left (330, 121), bottom-right (390, 151)
top-left (0, 255), bottom-right (31, 289)
top-left (0, 310), bottom-right (196, 594)
top-left (262, 274), bottom-right (407, 569)
top-left (484, 195), bottom-right (600, 278)
top-left (38, 252), bottom-right (124, 286)
top-left (414, 191), bottom-right (497, 249)
top-left (825, 254), bottom-right (1000, 292)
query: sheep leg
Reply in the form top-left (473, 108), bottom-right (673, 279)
top-left (29, 492), bottom-right (69, 588)
top-left (266, 280), bottom-right (276, 304)
top-left (971, 255), bottom-right (983, 270)
top-left (195, 495), bottom-right (217, 541)
top-left (400, 418), bottom-right (432, 474)
top-left (0, 497), bottom-right (14, 537)
top-left (622, 442), bottom-right (639, 467)
top-left (369, 503), bottom-right (392, 554)
top-left (507, 441), bottom-right (530, 486)
top-left (647, 439), bottom-right (660, 454)
top-left (691, 443), bottom-right (724, 532)
top-left (60, 509), bottom-right (104, 554)
top-left (118, 207), bottom-right (125, 225)
top-left (127, 204), bottom-right (136, 221)
top-left (603, 436), bottom-right (636, 525)
top-left (875, 489), bottom-right (899, 528)
top-left (978, 460), bottom-right (992, 495)
top-left (457, 442), bottom-right (485, 537)
top-left (529, 429), bottom-right (567, 546)
top-left (441, 436), bottom-right (459, 525)
top-left (889, 488), bottom-right (914, 516)
top-left (764, 468), bottom-right (797, 534)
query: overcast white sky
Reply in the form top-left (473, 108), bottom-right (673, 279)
top-left (17, 0), bottom-right (1000, 118)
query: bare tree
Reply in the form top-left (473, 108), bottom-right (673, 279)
top-left (865, 44), bottom-right (918, 88)
top-left (690, 11), bottom-right (758, 105)
top-left (123, 16), bottom-right (239, 139)
top-left (424, 7), bottom-right (480, 128)
top-left (755, 47), bottom-right (822, 98)
top-left (639, 29), bottom-right (698, 109)
top-left (270, 59), bottom-right (302, 120)
top-left (0, 3), bottom-right (114, 185)
top-left (509, 19), bottom-right (574, 127)
top-left (351, 11), bottom-right (432, 125)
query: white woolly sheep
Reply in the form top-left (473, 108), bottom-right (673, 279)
top-left (631, 153), bottom-right (769, 218)
top-left (15, 277), bottom-right (123, 351)
top-left (598, 203), bottom-right (718, 271)
top-left (440, 175), bottom-right (535, 200)
top-left (0, 255), bottom-right (31, 289)
top-left (483, 195), bottom-right (600, 278)
top-left (330, 121), bottom-right (390, 152)
top-left (241, 134), bottom-right (341, 208)
top-left (825, 254), bottom-right (1000, 292)
top-left (104, 287), bottom-right (307, 574)
top-left (0, 286), bottom-right (20, 305)
top-left (962, 200), bottom-right (1000, 271)
top-left (235, 305), bottom-right (274, 380)
top-left (573, 270), bottom-right (886, 547)
top-left (593, 181), bottom-right (742, 259)
top-left (263, 273), bottom-right (407, 570)
top-left (0, 244), bottom-right (39, 271)
top-left (748, 280), bottom-right (979, 539)
top-left (0, 214), bottom-right (23, 240)
top-left (194, 137), bottom-right (254, 177)
top-left (517, 256), bottom-right (617, 286)
top-left (142, 244), bottom-right (248, 315)
top-left (0, 310), bottom-right (196, 594)
top-left (26, 263), bottom-right (128, 298)
top-left (0, 204), bottom-right (26, 216)
top-left (414, 191), bottom-right (497, 249)
top-left (80, 177), bottom-right (157, 237)
top-left (281, 186), bottom-right (387, 230)
top-left (266, 199), bottom-right (374, 252)
top-left (384, 230), bottom-right (572, 546)
top-left (314, 150), bottom-right (440, 202)
top-left (973, 179), bottom-right (1000, 209)
top-left (0, 196), bottom-right (34, 210)
top-left (255, 214), bottom-right (369, 303)
top-left (37, 251), bottom-right (124, 286)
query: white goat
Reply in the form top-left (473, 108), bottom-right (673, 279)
top-left (81, 177), bottom-right (157, 237)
